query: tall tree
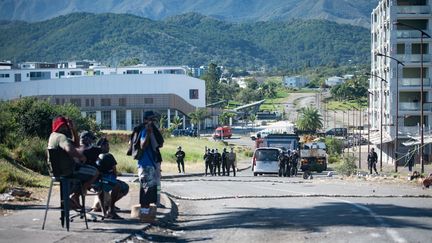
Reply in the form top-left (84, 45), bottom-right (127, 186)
top-left (202, 63), bottom-right (221, 104)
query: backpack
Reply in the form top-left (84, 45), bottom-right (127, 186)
top-left (127, 124), bottom-right (144, 160)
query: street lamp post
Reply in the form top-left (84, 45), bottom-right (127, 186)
top-left (366, 73), bottom-right (388, 172)
top-left (376, 52), bottom-right (405, 172)
top-left (367, 91), bottom-right (373, 156)
top-left (394, 21), bottom-right (430, 173)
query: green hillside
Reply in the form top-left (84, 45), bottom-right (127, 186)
top-left (0, 12), bottom-right (370, 70)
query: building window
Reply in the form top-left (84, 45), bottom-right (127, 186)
top-left (85, 98), bottom-right (95, 107)
top-left (412, 43), bottom-right (428, 54)
top-left (101, 98), bottom-right (111, 106)
top-left (189, 89), bottom-right (199, 99)
top-left (397, 44), bottom-right (405, 54)
top-left (101, 111), bottom-right (111, 130)
top-left (132, 109), bottom-right (142, 128)
top-left (0, 73), bottom-right (10, 78)
top-left (119, 98), bottom-right (127, 106)
top-left (70, 98), bottom-right (81, 107)
top-left (86, 111), bottom-right (96, 120)
top-left (29, 71), bottom-right (51, 80)
top-left (69, 71), bottom-right (82, 76)
top-left (144, 98), bottom-right (153, 104)
top-left (126, 70), bottom-right (139, 74)
top-left (116, 110), bottom-right (126, 130)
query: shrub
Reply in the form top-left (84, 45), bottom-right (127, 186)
top-left (12, 137), bottom-right (48, 175)
top-left (325, 137), bottom-right (343, 155)
top-left (336, 155), bottom-right (357, 176)
top-left (328, 154), bottom-right (341, 164)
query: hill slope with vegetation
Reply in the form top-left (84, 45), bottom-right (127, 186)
top-left (0, 12), bottom-right (370, 70)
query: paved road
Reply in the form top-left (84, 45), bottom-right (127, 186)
top-left (152, 170), bottom-right (432, 243)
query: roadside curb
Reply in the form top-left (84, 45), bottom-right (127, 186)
top-left (161, 165), bottom-right (252, 179)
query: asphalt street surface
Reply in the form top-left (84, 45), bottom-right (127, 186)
top-left (146, 170), bottom-right (432, 243)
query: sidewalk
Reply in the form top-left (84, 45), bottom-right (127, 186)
top-left (0, 182), bottom-right (173, 243)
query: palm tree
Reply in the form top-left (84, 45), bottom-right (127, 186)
top-left (159, 115), bottom-right (167, 129)
top-left (188, 108), bottom-right (208, 134)
top-left (171, 116), bottom-right (183, 130)
top-left (296, 106), bottom-right (323, 132)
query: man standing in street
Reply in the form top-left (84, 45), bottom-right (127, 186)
top-left (227, 147), bottom-right (236, 176)
top-left (204, 148), bottom-right (213, 176)
top-left (367, 148), bottom-right (379, 175)
top-left (175, 146), bottom-right (186, 174)
top-left (221, 148), bottom-right (228, 176)
top-left (213, 149), bottom-right (222, 176)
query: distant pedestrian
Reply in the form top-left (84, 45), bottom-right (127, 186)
top-left (291, 150), bottom-right (299, 176)
top-left (407, 151), bottom-right (415, 172)
top-left (278, 151), bottom-right (288, 177)
top-left (213, 149), bottom-right (222, 176)
top-left (227, 147), bottom-right (236, 176)
top-left (221, 148), bottom-right (228, 176)
top-left (203, 149), bottom-right (213, 176)
top-left (367, 148), bottom-right (378, 174)
top-left (255, 133), bottom-right (264, 149)
top-left (175, 146), bottom-right (185, 173)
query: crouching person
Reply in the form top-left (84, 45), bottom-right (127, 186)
top-left (95, 138), bottom-right (129, 219)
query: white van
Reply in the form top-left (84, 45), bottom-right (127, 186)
top-left (251, 147), bottom-right (280, 176)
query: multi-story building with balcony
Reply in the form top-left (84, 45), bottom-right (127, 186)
top-left (0, 63), bottom-right (205, 131)
top-left (371, 0), bottom-right (432, 164)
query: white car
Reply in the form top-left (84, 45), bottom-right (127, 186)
top-left (252, 147), bottom-right (280, 176)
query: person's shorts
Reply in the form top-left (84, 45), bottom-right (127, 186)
top-left (98, 174), bottom-right (129, 195)
top-left (138, 166), bottom-right (157, 189)
top-left (73, 164), bottom-right (98, 183)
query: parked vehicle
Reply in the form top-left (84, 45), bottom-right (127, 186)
top-left (251, 147), bottom-right (280, 176)
top-left (325, 128), bottom-right (347, 137)
top-left (300, 142), bottom-right (328, 173)
top-left (262, 133), bottom-right (300, 151)
top-left (212, 126), bottom-right (232, 139)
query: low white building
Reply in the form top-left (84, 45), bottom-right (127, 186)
top-left (0, 65), bottom-right (205, 131)
top-left (325, 76), bottom-right (345, 86)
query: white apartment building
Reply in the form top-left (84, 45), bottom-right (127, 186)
top-left (283, 76), bottom-right (310, 88)
top-left (0, 64), bottom-right (204, 131)
top-left (371, 0), bottom-right (432, 163)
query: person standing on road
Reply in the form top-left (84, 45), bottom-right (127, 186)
top-left (204, 149), bottom-right (213, 176)
top-left (367, 148), bottom-right (379, 175)
top-left (255, 133), bottom-right (264, 149)
top-left (137, 111), bottom-right (162, 217)
top-left (213, 149), bottom-right (222, 176)
top-left (227, 147), bottom-right (236, 176)
top-left (291, 150), bottom-right (299, 176)
top-left (175, 146), bottom-right (186, 174)
top-left (221, 148), bottom-right (228, 176)
top-left (278, 150), bottom-right (288, 177)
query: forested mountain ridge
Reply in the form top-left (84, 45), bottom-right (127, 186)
top-left (0, 0), bottom-right (378, 28)
top-left (0, 12), bottom-right (370, 70)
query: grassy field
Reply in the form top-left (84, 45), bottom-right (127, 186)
top-left (0, 159), bottom-right (49, 193)
top-left (326, 98), bottom-right (367, 110)
top-left (109, 136), bottom-right (252, 174)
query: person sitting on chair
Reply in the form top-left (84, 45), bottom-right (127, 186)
top-left (47, 116), bottom-right (99, 209)
top-left (95, 138), bottom-right (129, 219)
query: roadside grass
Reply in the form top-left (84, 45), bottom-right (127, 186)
top-left (110, 136), bottom-right (252, 174)
top-left (0, 159), bottom-right (50, 193)
top-left (326, 98), bottom-right (367, 110)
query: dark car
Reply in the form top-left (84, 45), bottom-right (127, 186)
top-left (326, 128), bottom-right (347, 137)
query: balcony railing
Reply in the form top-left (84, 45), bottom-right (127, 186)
top-left (397, 54), bottom-right (431, 62)
top-left (399, 78), bottom-right (431, 87)
top-left (397, 30), bottom-right (425, 38)
top-left (400, 102), bottom-right (420, 111)
top-left (397, 5), bottom-right (430, 14)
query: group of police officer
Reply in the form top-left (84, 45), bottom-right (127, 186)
top-left (277, 149), bottom-right (300, 177)
top-left (203, 147), bottom-right (237, 176)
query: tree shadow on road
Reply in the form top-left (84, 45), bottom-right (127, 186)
top-left (176, 202), bottom-right (432, 233)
